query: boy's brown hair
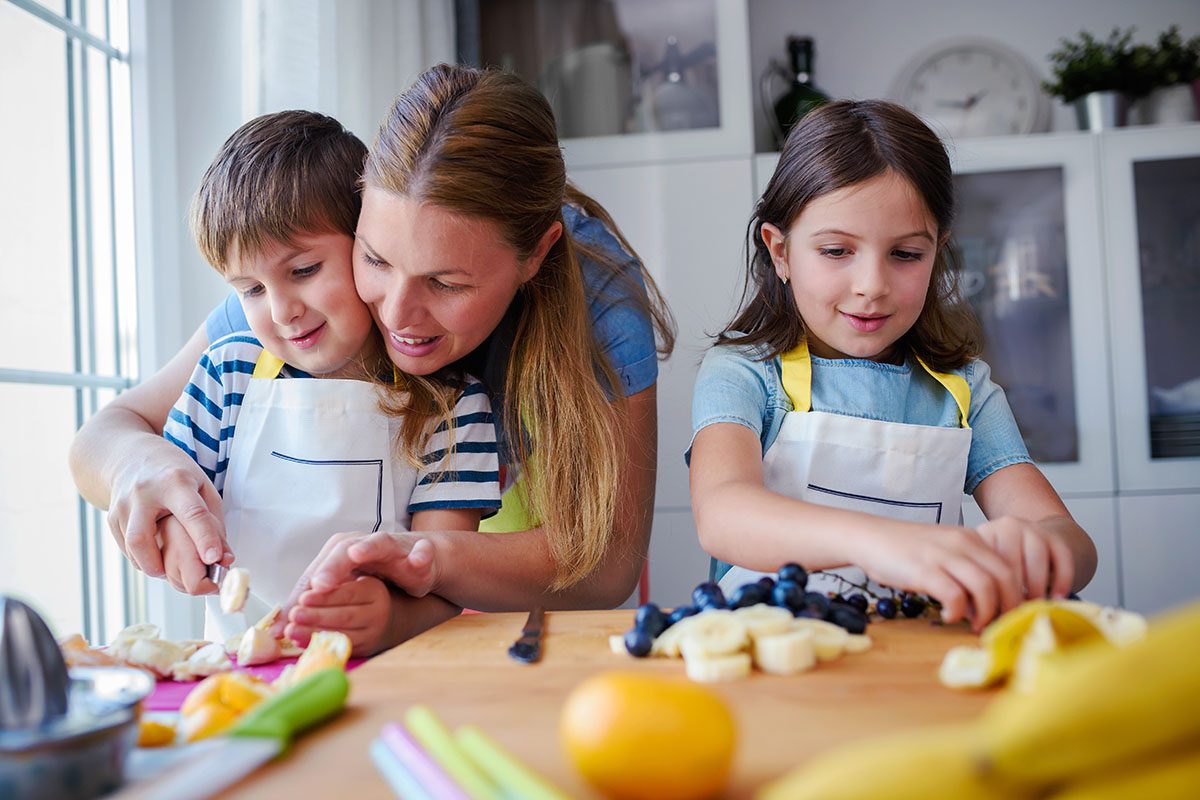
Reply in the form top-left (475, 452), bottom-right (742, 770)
top-left (190, 110), bottom-right (367, 271)
top-left (722, 99), bottom-right (981, 371)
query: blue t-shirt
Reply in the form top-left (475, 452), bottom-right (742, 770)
top-left (207, 204), bottom-right (659, 459)
top-left (688, 341), bottom-right (1031, 494)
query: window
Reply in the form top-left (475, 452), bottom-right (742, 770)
top-left (0, 0), bottom-right (141, 644)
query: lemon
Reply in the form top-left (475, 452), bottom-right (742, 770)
top-left (180, 702), bottom-right (239, 742)
top-left (219, 671), bottom-right (273, 712)
top-left (180, 672), bottom-right (226, 717)
top-left (137, 718), bottom-right (177, 747)
top-left (560, 671), bottom-right (736, 800)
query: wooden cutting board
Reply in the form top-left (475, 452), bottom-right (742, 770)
top-left (216, 609), bottom-right (996, 799)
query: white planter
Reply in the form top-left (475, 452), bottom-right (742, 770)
top-left (1136, 83), bottom-right (1198, 125)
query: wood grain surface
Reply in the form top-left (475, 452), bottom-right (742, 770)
top-left (217, 609), bottom-right (997, 799)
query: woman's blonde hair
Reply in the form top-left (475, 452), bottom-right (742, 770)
top-left (364, 64), bottom-right (674, 589)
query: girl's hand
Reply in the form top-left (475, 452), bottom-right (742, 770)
top-left (283, 575), bottom-right (394, 656)
top-left (857, 525), bottom-right (1024, 632)
top-left (159, 514), bottom-right (224, 595)
top-left (974, 516), bottom-right (1075, 601)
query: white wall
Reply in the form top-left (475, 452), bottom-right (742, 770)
top-left (748, 0), bottom-right (1200, 151)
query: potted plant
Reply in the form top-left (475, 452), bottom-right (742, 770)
top-left (1042, 28), bottom-right (1145, 130)
top-left (1135, 26), bottom-right (1200, 124)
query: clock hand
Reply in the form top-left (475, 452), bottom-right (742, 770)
top-left (935, 99), bottom-right (969, 109)
top-left (963, 90), bottom-right (989, 110)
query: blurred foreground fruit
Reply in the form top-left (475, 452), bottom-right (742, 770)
top-left (561, 671), bottom-right (735, 800)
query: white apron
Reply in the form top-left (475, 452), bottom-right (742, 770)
top-left (718, 340), bottom-right (974, 599)
top-left (205, 351), bottom-right (415, 641)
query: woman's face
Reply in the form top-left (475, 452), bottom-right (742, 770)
top-left (354, 187), bottom-right (541, 376)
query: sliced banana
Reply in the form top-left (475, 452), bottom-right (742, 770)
top-left (678, 611), bottom-right (749, 660)
top-left (609, 634), bottom-right (627, 655)
top-left (219, 567), bottom-right (250, 614)
top-left (733, 603), bottom-right (795, 638)
top-left (753, 628), bottom-right (817, 675)
top-left (126, 637), bottom-right (187, 678)
top-left (1011, 612), bottom-right (1058, 693)
top-left (939, 645), bottom-right (993, 689)
top-left (844, 634), bottom-right (873, 654)
top-left (685, 651), bottom-right (752, 683)
top-left (236, 626), bottom-right (282, 667)
top-left (790, 618), bottom-right (851, 661)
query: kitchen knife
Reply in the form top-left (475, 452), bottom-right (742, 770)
top-left (506, 607), bottom-right (545, 664)
top-left (115, 667), bottom-right (349, 800)
top-left (206, 562), bottom-right (228, 587)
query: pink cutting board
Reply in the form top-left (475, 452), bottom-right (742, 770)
top-left (144, 657), bottom-right (366, 711)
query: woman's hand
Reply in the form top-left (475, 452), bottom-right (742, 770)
top-left (159, 514), bottom-right (223, 595)
top-left (974, 516), bottom-right (1075, 601)
top-left (856, 525), bottom-right (1024, 632)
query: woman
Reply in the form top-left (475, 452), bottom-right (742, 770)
top-left (69, 64), bottom-right (674, 641)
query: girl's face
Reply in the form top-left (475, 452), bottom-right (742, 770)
top-left (353, 187), bottom-right (561, 376)
top-left (762, 170), bottom-right (939, 363)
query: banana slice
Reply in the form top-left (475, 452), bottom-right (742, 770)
top-left (236, 625), bottom-right (282, 667)
top-left (609, 634), bottom-right (627, 655)
top-left (685, 651), bottom-right (752, 683)
top-left (732, 604), bottom-right (794, 639)
top-left (678, 611), bottom-right (750, 660)
top-left (939, 645), bottom-right (993, 689)
top-left (844, 634), bottom-right (873, 654)
top-left (1011, 612), bottom-right (1058, 693)
top-left (653, 609), bottom-right (743, 658)
top-left (126, 637), bottom-right (187, 678)
top-left (753, 628), bottom-right (817, 675)
top-left (219, 567), bottom-right (250, 614)
top-left (790, 618), bottom-right (850, 661)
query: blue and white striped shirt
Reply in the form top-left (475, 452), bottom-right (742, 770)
top-left (164, 333), bottom-right (501, 515)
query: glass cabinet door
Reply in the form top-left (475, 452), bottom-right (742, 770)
top-left (454, 0), bottom-right (752, 167)
top-left (951, 134), bottom-right (1114, 495)
top-left (1104, 126), bottom-right (1200, 492)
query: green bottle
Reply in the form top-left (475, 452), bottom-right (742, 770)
top-left (773, 36), bottom-right (829, 144)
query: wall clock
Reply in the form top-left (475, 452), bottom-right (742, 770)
top-left (891, 38), bottom-right (1051, 139)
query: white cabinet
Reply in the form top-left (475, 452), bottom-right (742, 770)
top-left (1118, 493), bottom-right (1200, 614)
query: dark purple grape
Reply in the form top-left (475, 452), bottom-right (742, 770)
top-left (875, 597), bottom-right (898, 619)
top-left (845, 594), bottom-right (869, 614)
top-left (729, 582), bottom-right (767, 609)
top-left (757, 576), bottom-right (777, 594)
top-left (771, 579), bottom-right (805, 613)
top-left (803, 591), bottom-right (831, 616)
top-left (901, 595), bottom-right (927, 618)
top-left (667, 605), bottom-right (699, 627)
top-left (777, 563), bottom-right (808, 587)
top-left (825, 604), bottom-right (868, 634)
top-left (691, 582), bottom-right (727, 610)
top-left (623, 628), bottom-right (653, 657)
top-left (634, 602), bottom-right (667, 638)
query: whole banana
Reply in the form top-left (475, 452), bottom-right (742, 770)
top-left (980, 601), bottom-right (1200, 786)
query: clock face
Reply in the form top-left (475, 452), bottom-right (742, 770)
top-left (894, 40), bottom-right (1050, 139)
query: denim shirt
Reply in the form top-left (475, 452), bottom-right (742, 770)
top-left (688, 340), bottom-right (1031, 494)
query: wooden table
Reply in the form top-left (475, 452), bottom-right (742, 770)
top-left (219, 610), bottom-right (996, 798)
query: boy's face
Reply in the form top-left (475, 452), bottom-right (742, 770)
top-left (225, 232), bottom-right (375, 378)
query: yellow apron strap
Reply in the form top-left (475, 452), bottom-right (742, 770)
top-left (252, 349), bottom-right (287, 379)
top-left (780, 339), bottom-right (813, 413)
top-left (915, 356), bottom-right (971, 429)
top-left (779, 340), bottom-right (971, 429)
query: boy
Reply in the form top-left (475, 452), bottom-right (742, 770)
top-left (164, 111), bottom-right (500, 649)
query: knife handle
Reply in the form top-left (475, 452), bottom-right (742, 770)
top-left (229, 668), bottom-right (349, 750)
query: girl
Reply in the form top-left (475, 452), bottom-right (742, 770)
top-left (688, 100), bottom-right (1096, 631)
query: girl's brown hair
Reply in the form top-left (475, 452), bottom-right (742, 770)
top-left (721, 99), bottom-right (980, 370)
top-left (364, 64), bottom-right (674, 589)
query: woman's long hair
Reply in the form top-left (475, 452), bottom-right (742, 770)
top-left (723, 99), bottom-right (980, 370)
top-left (364, 64), bottom-right (674, 589)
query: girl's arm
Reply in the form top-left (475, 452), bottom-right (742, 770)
top-left (971, 462), bottom-right (1098, 598)
top-left (690, 421), bottom-right (1023, 631)
top-left (298, 385), bottom-right (657, 611)
top-left (68, 324), bottom-right (230, 577)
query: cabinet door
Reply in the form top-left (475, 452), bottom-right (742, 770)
top-left (1118, 493), bottom-right (1200, 615)
top-left (1102, 125), bottom-right (1200, 492)
top-left (963, 495), bottom-right (1120, 608)
top-left (458, 0), bottom-right (751, 167)
top-left (569, 158), bottom-right (756, 512)
top-left (950, 134), bottom-right (1113, 495)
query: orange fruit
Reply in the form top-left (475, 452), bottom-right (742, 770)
top-left (560, 671), bottom-right (736, 800)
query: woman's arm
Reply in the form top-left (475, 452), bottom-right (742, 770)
top-left (297, 385), bottom-right (657, 611)
top-left (972, 462), bottom-right (1098, 597)
top-left (68, 324), bottom-right (229, 576)
top-left (690, 421), bottom-right (1023, 630)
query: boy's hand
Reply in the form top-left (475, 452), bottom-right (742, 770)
top-left (273, 531), bottom-right (438, 638)
top-left (974, 516), bottom-right (1075, 601)
top-left (283, 575), bottom-right (393, 657)
top-left (858, 524), bottom-right (1024, 632)
top-left (159, 514), bottom-right (229, 595)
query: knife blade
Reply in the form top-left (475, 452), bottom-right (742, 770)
top-left (507, 607), bottom-right (545, 664)
top-left (206, 562), bottom-right (228, 587)
top-left (116, 667), bottom-right (349, 799)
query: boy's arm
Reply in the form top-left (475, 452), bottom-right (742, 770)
top-left (68, 324), bottom-right (228, 577)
